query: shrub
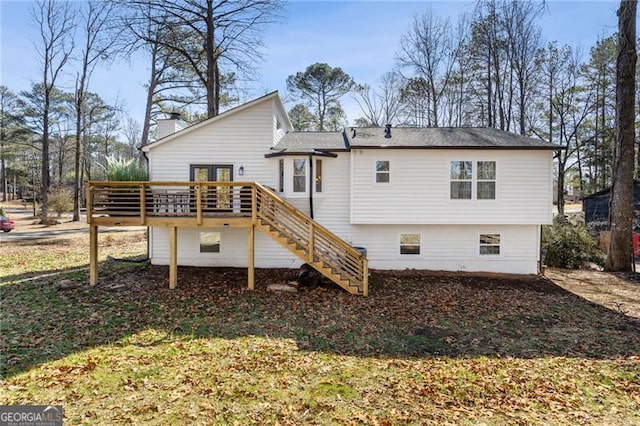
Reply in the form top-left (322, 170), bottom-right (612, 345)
top-left (48, 187), bottom-right (74, 217)
top-left (102, 156), bottom-right (148, 181)
top-left (542, 217), bottom-right (603, 269)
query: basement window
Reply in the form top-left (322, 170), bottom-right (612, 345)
top-left (400, 233), bottom-right (421, 255)
top-left (479, 234), bottom-right (500, 255)
top-left (200, 231), bottom-right (221, 253)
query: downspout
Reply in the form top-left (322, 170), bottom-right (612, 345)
top-left (142, 149), bottom-right (151, 261)
top-left (308, 154), bottom-right (314, 219)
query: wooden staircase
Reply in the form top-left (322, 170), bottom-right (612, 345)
top-left (254, 183), bottom-right (368, 295)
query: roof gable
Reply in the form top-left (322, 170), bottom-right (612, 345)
top-left (142, 91), bottom-right (289, 152)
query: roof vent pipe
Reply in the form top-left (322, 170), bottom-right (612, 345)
top-left (351, 127), bottom-right (356, 138)
top-left (384, 124), bottom-right (392, 138)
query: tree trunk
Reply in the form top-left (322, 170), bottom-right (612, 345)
top-left (606, 0), bottom-right (637, 272)
top-left (41, 97), bottom-right (50, 224)
top-left (205, 0), bottom-right (218, 118)
top-left (73, 76), bottom-right (85, 222)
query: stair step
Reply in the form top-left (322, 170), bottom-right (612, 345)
top-left (255, 192), bottom-right (366, 295)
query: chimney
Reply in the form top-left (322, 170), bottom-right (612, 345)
top-left (384, 124), bottom-right (392, 138)
top-left (156, 112), bottom-right (184, 139)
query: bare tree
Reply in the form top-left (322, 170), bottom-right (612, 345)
top-left (397, 10), bottom-right (460, 127)
top-left (31, 0), bottom-right (75, 223)
top-left (503, 0), bottom-right (543, 134)
top-left (122, 115), bottom-right (142, 159)
top-left (72, 0), bottom-right (118, 221)
top-left (606, 0), bottom-right (637, 272)
top-left (353, 72), bottom-right (402, 127)
top-left (126, 0), bottom-right (283, 119)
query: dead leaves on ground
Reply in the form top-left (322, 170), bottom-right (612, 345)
top-left (2, 259), bottom-right (640, 424)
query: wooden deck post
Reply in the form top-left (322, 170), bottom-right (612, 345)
top-left (89, 225), bottom-right (98, 286)
top-left (362, 257), bottom-right (369, 297)
top-left (169, 226), bottom-right (177, 289)
top-left (248, 225), bottom-right (255, 290)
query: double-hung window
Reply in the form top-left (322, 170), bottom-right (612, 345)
top-left (293, 159), bottom-right (306, 192)
top-left (479, 234), bottom-right (500, 255)
top-left (450, 161), bottom-right (496, 200)
top-left (477, 161), bottom-right (496, 199)
top-left (450, 161), bottom-right (473, 199)
top-left (376, 160), bottom-right (390, 183)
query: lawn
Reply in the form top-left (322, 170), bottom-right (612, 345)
top-left (1, 222), bottom-right (639, 425)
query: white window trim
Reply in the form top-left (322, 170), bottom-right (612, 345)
top-left (478, 233), bottom-right (501, 256)
top-left (449, 160), bottom-right (497, 201)
top-left (375, 160), bottom-right (391, 185)
top-left (290, 157), bottom-right (308, 197)
top-left (399, 232), bottom-right (422, 256)
top-left (199, 231), bottom-right (222, 255)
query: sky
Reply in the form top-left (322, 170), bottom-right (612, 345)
top-left (0, 0), bottom-right (622, 128)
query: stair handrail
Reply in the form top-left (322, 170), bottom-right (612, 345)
top-left (254, 183), bottom-right (365, 258)
top-left (254, 182), bottom-right (368, 295)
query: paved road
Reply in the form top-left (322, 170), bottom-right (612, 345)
top-left (0, 226), bottom-right (142, 242)
top-left (0, 207), bottom-right (144, 242)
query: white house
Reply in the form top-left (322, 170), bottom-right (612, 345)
top-left (139, 91), bottom-right (556, 286)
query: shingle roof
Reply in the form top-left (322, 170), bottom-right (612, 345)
top-left (267, 127), bottom-right (558, 156)
top-left (271, 131), bottom-right (348, 154)
top-left (346, 127), bottom-right (558, 149)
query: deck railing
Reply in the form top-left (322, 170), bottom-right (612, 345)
top-left (86, 181), bottom-right (368, 295)
top-left (87, 181), bottom-right (254, 224)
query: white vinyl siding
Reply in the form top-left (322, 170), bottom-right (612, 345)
top-left (349, 225), bottom-right (538, 274)
top-left (147, 99), bottom-right (280, 186)
top-left (351, 150), bottom-right (553, 225)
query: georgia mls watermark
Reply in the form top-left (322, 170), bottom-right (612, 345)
top-left (0, 406), bottom-right (62, 426)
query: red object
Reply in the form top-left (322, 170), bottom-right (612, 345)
top-left (633, 233), bottom-right (640, 258)
top-left (0, 214), bottom-right (15, 232)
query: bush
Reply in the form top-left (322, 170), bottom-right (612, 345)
top-left (48, 187), bottom-right (74, 217)
top-left (542, 217), bottom-right (603, 269)
top-left (102, 156), bottom-right (148, 181)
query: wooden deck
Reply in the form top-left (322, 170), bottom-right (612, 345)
top-left (86, 181), bottom-right (368, 295)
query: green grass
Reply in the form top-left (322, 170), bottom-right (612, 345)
top-left (1, 231), bottom-right (640, 424)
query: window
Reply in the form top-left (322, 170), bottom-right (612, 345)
top-left (450, 161), bottom-right (472, 199)
top-left (450, 161), bottom-right (496, 200)
top-left (315, 159), bottom-right (323, 192)
top-left (477, 161), bottom-right (496, 200)
top-left (293, 159), bottom-right (306, 192)
top-left (278, 159), bottom-right (284, 193)
top-left (200, 232), bottom-right (221, 253)
top-left (376, 160), bottom-right (390, 183)
top-left (400, 233), bottom-right (421, 255)
top-left (479, 234), bottom-right (500, 255)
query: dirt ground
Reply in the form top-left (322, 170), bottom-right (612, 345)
top-left (3, 200), bottom-right (640, 320)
